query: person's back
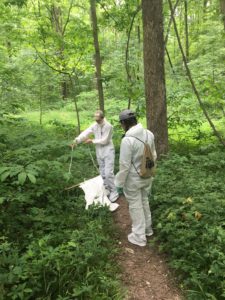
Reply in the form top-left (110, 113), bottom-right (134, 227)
top-left (115, 109), bottom-right (157, 247)
top-left (123, 123), bottom-right (157, 177)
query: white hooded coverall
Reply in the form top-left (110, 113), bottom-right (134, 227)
top-left (75, 120), bottom-right (117, 198)
top-left (115, 123), bottom-right (157, 242)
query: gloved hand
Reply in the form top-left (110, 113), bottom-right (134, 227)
top-left (70, 140), bottom-right (77, 149)
top-left (84, 139), bottom-right (93, 144)
top-left (116, 187), bottom-right (124, 195)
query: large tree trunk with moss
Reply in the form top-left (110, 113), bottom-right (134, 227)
top-left (90, 0), bottom-right (104, 112)
top-left (142, 0), bottom-right (168, 156)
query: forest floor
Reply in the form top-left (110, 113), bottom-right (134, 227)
top-left (113, 197), bottom-right (183, 300)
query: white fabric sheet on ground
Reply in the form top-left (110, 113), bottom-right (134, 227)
top-left (79, 175), bottom-right (119, 212)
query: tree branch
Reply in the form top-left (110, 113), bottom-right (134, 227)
top-left (164, 0), bottom-right (180, 46)
top-left (96, 0), bottom-right (119, 26)
top-left (165, 46), bottom-right (175, 75)
top-left (62, 0), bottom-right (74, 36)
top-left (125, 5), bottom-right (141, 108)
top-left (125, 5), bottom-right (141, 83)
top-left (68, 74), bottom-right (81, 133)
top-left (34, 46), bottom-right (71, 75)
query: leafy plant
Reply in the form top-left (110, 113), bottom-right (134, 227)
top-left (0, 119), bottom-right (123, 300)
top-left (151, 146), bottom-right (225, 299)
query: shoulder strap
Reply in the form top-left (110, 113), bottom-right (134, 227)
top-left (125, 135), bottom-right (144, 177)
top-left (128, 135), bottom-right (145, 145)
top-left (128, 129), bottom-right (149, 144)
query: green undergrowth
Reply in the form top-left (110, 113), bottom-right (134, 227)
top-left (0, 116), bottom-right (123, 300)
top-left (1, 114), bottom-right (225, 300)
top-left (152, 143), bottom-right (225, 300)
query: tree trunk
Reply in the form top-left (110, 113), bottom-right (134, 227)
top-left (39, 87), bottom-right (43, 125)
top-left (69, 75), bottom-right (81, 134)
top-left (136, 24), bottom-right (141, 81)
top-left (184, 0), bottom-right (189, 61)
top-left (168, 0), bottom-right (225, 148)
top-left (90, 0), bottom-right (104, 112)
top-left (142, 0), bottom-right (168, 156)
top-left (125, 6), bottom-right (141, 109)
top-left (220, 0), bottom-right (225, 30)
top-left (61, 75), bottom-right (68, 100)
top-left (203, 0), bottom-right (208, 14)
top-left (50, 4), bottom-right (68, 100)
top-left (164, 0), bottom-right (180, 47)
top-left (136, 0), bottom-right (141, 83)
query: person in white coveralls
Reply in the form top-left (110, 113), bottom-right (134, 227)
top-left (115, 109), bottom-right (157, 247)
top-left (71, 110), bottom-right (119, 203)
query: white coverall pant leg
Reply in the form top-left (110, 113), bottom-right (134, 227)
top-left (123, 174), bottom-right (153, 239)
top-left (97, 156), bottom-right (106, 181)
top-left (97, 149), bottom-right (117, 194)
top-left (141, 184), bottom-right (153, 233)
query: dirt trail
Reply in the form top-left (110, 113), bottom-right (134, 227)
top-left (113, 197), bottom-right (182, 300)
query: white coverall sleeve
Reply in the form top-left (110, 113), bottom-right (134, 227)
top-left (115, 138), bottom-right (133, 188)
top-left (92, 126), bottom-right (113, 145)
top-left (74, 125), bottom-right (94, 144)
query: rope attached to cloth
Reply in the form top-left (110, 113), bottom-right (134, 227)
top-left (68, 145), bottom-right (74, 174)
top-left (65, 144), bottom-right (99, 190)
top-left (88, 145), bottom-right (99, 172)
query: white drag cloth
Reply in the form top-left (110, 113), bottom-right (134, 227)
top-left (79, 176), bottom-right (119, 212)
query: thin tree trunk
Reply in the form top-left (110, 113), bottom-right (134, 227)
top-left (39, 66), bottom-right (43, 125)
top-left (136, 24), bottom-right (141, 81)
top-left (165, 47), bottom-right (175, 75)
top-left (50, 4), bottom-right (71, 100)
top-left (164, 0), bottom-right (180, 46)
top-left (61, 76), bottom-right (68, 100)
top-left (6, 41), bottom-right (12, 60)
top-left (220, 0), bottom-right (225, 30)
top-left (184, 0), bottom-right (189, 61)
top-left (39, 88), bottom-right (43, 125)
top-left (125, 6), bottom-right (141, 109)
top-left (35, 47), bottom-right (81, 133)
top-left (90, 0), bottom-right (104, 112)
top-left (203, 0), bottom-right (208, 14)
top-left (125, 31), bottom-right (132, 109)
top-left (69, 75), bottom-right (81, 134)
top-left (222, 106), bottom-right (225, 118)
top-left (168, 0), bottom-right (225, 148)
top-left (142, 0), bottom-right (169, 156)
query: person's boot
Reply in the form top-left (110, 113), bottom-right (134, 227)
top-left (109, 191), bottom-right (119, 202)
top-left (128, 233), bottom-right (146, 247)
top-left (146, 228), bottom-right (154, 237)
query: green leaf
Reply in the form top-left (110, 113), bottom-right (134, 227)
top-left (0, 197), bottom-right (5, 204)
top-left (0, 167), bottom-right (8, 175)
top-left (1, 171), bottom-right (10, 182)
top-left (18, 172), bottom-right (27, 185)
top-left (10, 166), bottom-right (23, 177)
top-left (68, 241), bottom-right (77, 248)
top-left (24, 288), bottom-right (33, 293)
top-left (27, 173), bottom-right (36, 184)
